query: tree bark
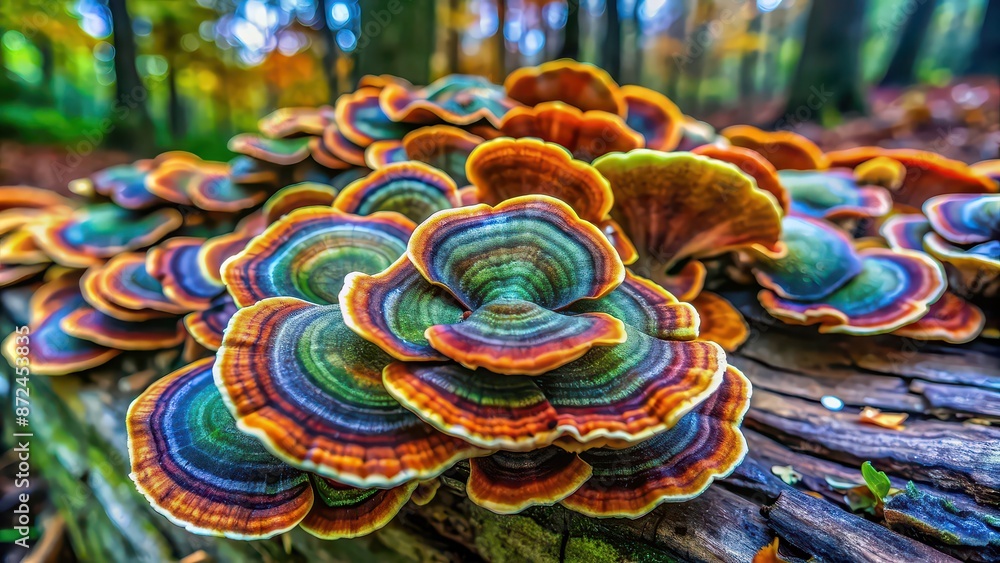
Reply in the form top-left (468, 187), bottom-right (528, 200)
top-left (315, 0), bottom-right (341, 99)
top-left (602, 0), bottom-right (621, 81)
top-left (0, 25), bottom-right (14, 104)
top-left (880, 0), bottom-right (938, 86)
top-left (106, 0), bottom-right (155, 152)
top-left (557, 1), bottom-right (580, 60)
top-left (163, 17), bottom-right (185, 141)
top-left (782, 0), bottom-right (867, 123)
top-left (738, 15), bottom-right (764, 110)
top-left (355, 0), bottom-right (435, 84)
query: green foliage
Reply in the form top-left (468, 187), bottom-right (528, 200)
top-left (862, 461), bottom-right (892, 501)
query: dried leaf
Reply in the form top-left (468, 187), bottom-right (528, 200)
top-left (752, 538), bottom-right (790, 563)
top-left (859, 406), bottom-right (908, 430)
top-left (771, 465), bottom-right (802, 486)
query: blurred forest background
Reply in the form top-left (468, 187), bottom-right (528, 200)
top-left (0, 0), bottom-right (997, 165)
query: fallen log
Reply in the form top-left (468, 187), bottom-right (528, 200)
top-left (763, 490), bottom-right (960, 563)
top-left (7, 289), bottom-right (1000, 561)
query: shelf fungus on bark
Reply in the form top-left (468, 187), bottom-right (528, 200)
top-left (595, 150), bottom-right (784, 277)
top-left (336, 87), bottom-right (419, 146)
top-left (332, 161), bottom-right (461, 223)
top-left (128, 189), bottom-right (749, 539)
top-left (148, 152), bottom-right (271, 211)
top-left (214, 297), bottom-right (488, 487)
top-left (561, 365), bottom-right (750, 518)
top-left (29, 203), bottom-right (182, 268)
top-left (758, 247), bottom-right (947, 335)
top-left (881, 214), bottom-right (931, 252)
top-left (924, 193), bottom-right (999, 246)
top-left (73, 159), bottom-right (165, 210)
top-left (2, 277), bottom-right (120, 374)
top-left (256, 105), bottom-right (334, 139)
top-left (60, 303), bottom-right (186, 350)
top-left (81, 253), bottom-right (188, 318)
top-left (129, 359), bottom-right (422, 541)
top-left (719, 124), bottom-right (828, 171)
top-left (854, 155), bottom-right (907, 191)
top-left (127, 358), bottom-right (315, 539)
top-left (147, 237), bottom-right (225, 310)
top-left (505, 59), bottom-right (627, 117)
top-left (366, 125), bottom-right (484, 186)
top-left (467, 139), bottom-right (612, 223)
top-left (779, 169), bottom-right (892, 221)
top-left (262, 182), bottom-right (339, 224)
top-left (380, 75), bottom-right (519, 128)
top-left (826, 147), bottom-right (998, 209)
top-left (183, 294), bottom-right (238, 351)
top-left (621, 85), bottom-right (684, 152)
top-left (878, 212), bottom-right (987, 343)
top-left (228, 133), bottom-right (313, 166)
top-left (751, 216), bottom-right (863, 302)
top-left (593, 150), bottom-right (783, 352)
top-left (498, 102), bottom-right (643, 161)
top-left (222, 207), bottom-right (413, 307)
top-left (692, 144), bottom-right (790, 213)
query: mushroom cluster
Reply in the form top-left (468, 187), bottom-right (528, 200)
top-left (127, 152), bottom-right (752, 538)
top-left (717, 136), bottom-right (998, 342)
top-left (10, 58), bottom-right (997, 544)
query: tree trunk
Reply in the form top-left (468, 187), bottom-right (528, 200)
top-left (602, 0), bottom-right (621, 81)
top-left (36, 33), bottom-right (55, 100)
top-left (880, 0), bottom-right (938, 86)
top-left (0, 25), bottom-right (15, 104)
top-left (967, 0), bottom-right (1000, 76)
top-left (739, 15), bottom-right (764, 111)
top-left (496, 0), bottom-right (507, 79)
top-left (163, 18), bottom-right (184, 141)
top-left (558, 1), bottom-right (580, 60)
top-left (106, 0), bottom-right (155, 152)
top-left (315, 0), bottom-right (341, 99)
top-left (782, 0), bottom-right (867, 124)
top-left (355, 0), bottom-right (435, 85)
top-left (165, 61), bottom-right (184, 141)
